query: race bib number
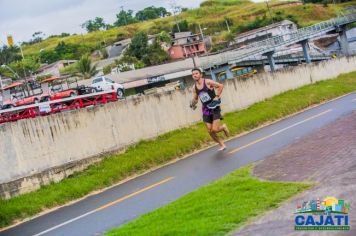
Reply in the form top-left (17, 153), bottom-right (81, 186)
top-left (199, 91), bottom-right (211, 103)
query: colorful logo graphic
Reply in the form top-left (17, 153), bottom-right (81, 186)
top-left (294, 197), bottom-right (351, 230)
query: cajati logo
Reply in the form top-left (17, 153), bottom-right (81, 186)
top-left (294, 197), bottom-right (351, 231)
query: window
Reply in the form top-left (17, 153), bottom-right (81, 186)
top-left (242, 68), bottom-right (248, 74)
top-left (247, 67), bottom-right (252, 73)
top-left (105, 78), bottom-right (114, 83)
top-left (219, 73), bottom-right (227, 80)
top-left (235, 70), bottom-right (242, 76)
top-left (92, 77), bottom-right (103, 84)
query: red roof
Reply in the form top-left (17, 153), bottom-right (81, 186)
top-left (41, 76), bottom-right (59, 83)
top-left (1, 82), bottom-right (24, 90)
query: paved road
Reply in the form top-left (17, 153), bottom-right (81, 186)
top-left (1, 93), bottom-right (355, 236)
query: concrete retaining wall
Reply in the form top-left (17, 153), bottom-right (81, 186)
top-left (1, 56), bottom-right (355, 198)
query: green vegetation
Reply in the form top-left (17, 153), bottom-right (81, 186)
top-left (1, 0), bottom-right (353, 77)
top-left (39, 41), bottom-right (95, 64)
top-left (59, 61), bottom-right (80, 75)
top-left (106, 165), bottom-right (311, 235)
top-left (20, 0), bottom-right (356, 56)
top-left (82, 17), bottom-right (108, 33)
top-left (0, 71), bottom-right (355, 228)
top-left (77, 55), bottom-right (97, 79)
top-left (124, 31), bottom-right (169, 68)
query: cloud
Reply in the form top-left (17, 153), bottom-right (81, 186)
top-left (0, 0), bottom-right (204, 45)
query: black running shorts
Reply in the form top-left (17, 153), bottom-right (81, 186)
top-left (203, 107), bottom-right (222, 124)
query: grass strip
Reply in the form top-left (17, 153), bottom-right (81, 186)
top-left (106, 165), bottom-right (311, 236)
top-left (0, 72), bottom-right (355, 228)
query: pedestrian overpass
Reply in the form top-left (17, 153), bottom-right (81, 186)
top-left (198, 9), bottom-right (356, 75)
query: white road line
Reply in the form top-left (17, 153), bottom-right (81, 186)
top-left (33, 177), bottom-right (174, 236)
top-left (228, 109), bottom-right (333, 155)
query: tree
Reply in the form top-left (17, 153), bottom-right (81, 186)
top-left (39, 42), bottom-right (95, 64)
top-left (156, 31), bottom-right (172, 45)
top-left (7, 58), bottom-right (40, 79)
top-left (31, 31), bottom-right (45, 44)
top-left (127, 31), bottom-right (149, 60)
top-left (172, 20), bottom-right (189, 33)
top-left (55, 41), bottom-right (77, 59)
top-left (82, 17), bottom-right (107, 32)
top-left (115, 55), bottom-right (145, 72)
top-left (114, 9), bottom-right (137, 27)
top-left (135, 6), bottom-right (171, 21)
top-left (0, 45), bottom-right (21, 65)
top-left (77, 55), bottom-right (97, 79)
top-left (143, 41), bottom-right (169, 66)
top-left (125, 31), bottom-right (169, 66)
top-left (48, 33), bottom-right (70, 38)
top-left (39, 49), bottom-right (60, 64)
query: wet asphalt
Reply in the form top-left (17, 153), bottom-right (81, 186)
top-left (0, 93), bottom-right (355, 236)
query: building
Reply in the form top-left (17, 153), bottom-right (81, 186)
top-left (230, 20), bottom-right (298, 48)
top-left (168, 32), bottom-right (207, 59)
top-left (0, 77), bottom-right (12, 90)
top-left (34, 60), bottom-right (77, 77)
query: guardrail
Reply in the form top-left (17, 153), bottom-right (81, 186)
top-left (0, 90), bottom-right (118, 124)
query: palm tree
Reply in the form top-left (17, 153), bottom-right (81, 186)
top-left (77, 55), bottom-right (97, 79)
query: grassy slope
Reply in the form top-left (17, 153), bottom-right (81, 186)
top-left (22, 0), bottom-right (356, 55)
top-left (0, 71), bottom-right (355, 228)
top-left (106, 165), bottom-right (311, 236)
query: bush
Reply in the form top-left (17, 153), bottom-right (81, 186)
top-left (101, 48), bottom-right (109, 59)
top-left (35, 74), bottom-right (53, 82)
top-left (211, 44), bottom-right (226, 53)
top-left (103, 64), bottom-right (112, 75)
top-left (116, 32), bottom-right (129, 41)
top-left (59, 62), bottom-right (79, 75)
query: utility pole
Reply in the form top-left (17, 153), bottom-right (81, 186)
top-left (19, 44), bottom-right (25, 60)
top-left (121, 6), bottom-right (128, 26)
top-left (198, 24), bottom-right (204, 40)
top-left (18, 42), bottom-right (28, 80)
top-left (170, 0), bottom-right (181, 32)
top-left (225, 20), bottom-right (231, 33)
top-left (265, 0), bottom-right (274, 24)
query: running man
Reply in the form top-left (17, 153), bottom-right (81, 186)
top-left (190, 68), bottom-right (229, 150)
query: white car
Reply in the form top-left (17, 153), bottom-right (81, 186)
top-left (91, 76), bottom-right (125, 98)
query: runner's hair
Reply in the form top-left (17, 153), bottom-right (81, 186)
top-left (191, 68), bottom-right (202, 74)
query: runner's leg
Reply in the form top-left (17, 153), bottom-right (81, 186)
top-left (212, 119), bottom-right (230, 137)
top-left (211, 120), bottom-right (226, 150)
top-left (205, 122), bottom-right (220, 144)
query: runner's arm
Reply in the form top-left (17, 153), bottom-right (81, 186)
top-left (206, 79), bottom-right (224, 99)
top-left (190, 85), bottom-right (198, 109)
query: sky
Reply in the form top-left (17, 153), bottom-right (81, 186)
top-left (0, 0), bottom-right (207, 45)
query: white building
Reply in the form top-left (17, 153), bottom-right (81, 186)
top-left (230, 20), bottom-right (298, 47)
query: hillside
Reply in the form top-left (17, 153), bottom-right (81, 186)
top-left (22, 0), bottom-right (356, 56)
